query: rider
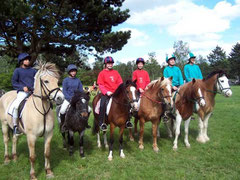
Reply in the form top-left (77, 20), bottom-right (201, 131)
top-left (163, 54), bottom-right (184, 90)
top-left (163, 54), bottom-right (184, 121)
top-left (97, 56), bottom-right (123, 131)
top-left (184, 52), bottom-right (203, 83)
top-left (60, 64), bottom-right (90, 132)
top-left (132, 58), bottom-right (150, 94)
top-left (12, 53), bottom-right (37, 135)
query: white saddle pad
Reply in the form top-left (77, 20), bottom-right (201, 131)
top-left (95, 97), bottom-right (112, 115)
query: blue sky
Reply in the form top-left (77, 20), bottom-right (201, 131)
top-left (90, 0), bottom-right (240, 66)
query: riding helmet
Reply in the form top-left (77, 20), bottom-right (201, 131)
top-left (104, 56), bottom-right (114, 64)
top-left (67, 64), bottom-right (78, 73)
top-left (166, 54), bottom-right (176, 63)
top-left (136, 58), bottom-right (145, 64)
top-left (18, 53), bottom-right (31, 64)
top-left (188, 52), bottom-right (196, 60)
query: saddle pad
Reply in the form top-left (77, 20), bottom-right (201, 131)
top-left (8, 98), bottom-right (27, 118)
top-left (95, 97), bottom-right (112, 115)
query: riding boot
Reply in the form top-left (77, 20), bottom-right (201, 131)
top-left (126, 120), bottom-right (133, 128)
top-left (99, 95), bottom-right (108, 131)
top-left (13, 125), bottom-right (22, 136)
top-left (60, 113), bottom-right (66, 133)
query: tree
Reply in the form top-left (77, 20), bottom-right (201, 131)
top-left (228, 42), bottom-right (240, 79)
top-left (0, 0), bottom-right (131, 65)
top-left (197, 55), bottom-right (211, 78)
top-left (144, 52), bottom-right (162, 80)
top-left (207, 45), bottom-right (231, 75)
top-left (173, 40), bottom-right (189, 71)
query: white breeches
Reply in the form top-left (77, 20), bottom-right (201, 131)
top-left (12, 91), bottom-right (29, 119)
top-left (59, 100), bottom-right (70, 115)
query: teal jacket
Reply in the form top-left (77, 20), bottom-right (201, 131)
top-left (184, 64), bottom-right (203, 83)
top-left (163, 66), bottom-right (184, 87)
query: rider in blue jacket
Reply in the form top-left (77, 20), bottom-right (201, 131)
top-left (163, 54), bottom-right (184, 91)
top-left (59, 64), bottom-right (90, 131)
top-left (12, 53), bottom-right (37, 135)
top-left (184, 52), bottom-right (203, 83)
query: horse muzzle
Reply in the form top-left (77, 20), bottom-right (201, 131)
top-left (224, 89), bottom-right (232, 97)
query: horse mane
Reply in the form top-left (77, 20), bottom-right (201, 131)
top-left (70, 90), bottom-right (90, 107)
top-left (205, 70), bottom-right (227, 80)
top-left (112, 80), bottom-right (136, 98)
top-left (34, 61), bottom-right (60, 79)
top-left (147, 77), bottom-right (171, 90)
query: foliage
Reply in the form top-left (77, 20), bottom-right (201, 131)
top-left (0, 87), bottom-right (239, 179)
top-left (173, 40), bottom-right (190, 71)
top-left (144, 52), bottom-right (162, 80)
top-left (228, 42), bottom-right (240, 79)
top-left (0, 0), bottom-right (131, 64)
top-left (197, 55), bottom-right (212, 78)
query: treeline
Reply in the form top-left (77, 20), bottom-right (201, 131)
top-left (0, 41), bottom-right (240, 90)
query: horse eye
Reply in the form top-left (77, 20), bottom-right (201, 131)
top-left (161, 88), bottom-right (164, 91)
top-left (44, 80), bottom-right (49, 83)
top-left (220, 80), bottom-right (224, 83)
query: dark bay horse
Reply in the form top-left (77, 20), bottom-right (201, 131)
top-left (172, 79), bottom-right (206, 150)
top-left (0, 62), bottom-right (64, 179)
top-left (130, 77), bottom-right (173, 152)
top-left (92, 80), bottom-right (138, 161)
top-left (57, 91), bottom-right (90, 157)
top-left (196, 70), bottom-right (232, 143)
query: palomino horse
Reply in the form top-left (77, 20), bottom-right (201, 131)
top-left (92, 80), bottom-right (138, 161)
top-left (196, 70), bottom-right (232, 143)
top-left (172, 79), bottom-right (206, 150)
top-left (130, 77), bottom-right (173, 152)
top-left (0, 62), bottom-right (64, 179)
top-left (56, 90), bottom-right (90, 157)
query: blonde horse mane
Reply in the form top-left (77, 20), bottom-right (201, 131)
top-left (147, 77), bottom-right (171, 89)
top-left (34, 61), bottom-right (60, 79)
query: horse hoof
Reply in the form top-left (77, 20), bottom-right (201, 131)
top-left (139, 145), bottom-right (144, 150)
top-left (153, 147), bottom-right (159, 153)
top-left (80, 153), bottom-right (85, 158)
top-left (186, 144), bottom-right (191, 149)
top-left (46, 173), bottom-right (54, 179)
top-left (4, 156), bottom-right (10, 165)
top-left (204, 136), bottom-right (210, 142)
top-left (108, 157), bottom-right (113, 161)
top-left (97, 144), bottom-right (102, 148)
top-left (120, 154), bottom-right (125, 159)
top-left (130, 137), bottom-right (134, 142)
top-left (30, 174), bottom-right (37, 180)
top-left (105, 144), bottom-right (109, 149)
top-left (196, 136), bottom-right (206, 144)
top-left (12, 154), bottom-right (18, 162)
top-left (173, 146), bottom-right (178, 151)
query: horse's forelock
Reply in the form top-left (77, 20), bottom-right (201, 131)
top-left (34, 61), bottom-right (60, 79)
top-left (71, 91), bottom-right (90, 106)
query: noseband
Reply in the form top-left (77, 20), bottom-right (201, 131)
top-left (40, 78), bottom-right (61, 101)
top-left (216, 75), bottom-right (231, 95)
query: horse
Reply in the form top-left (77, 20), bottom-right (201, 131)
top-left (0, 62), bottom-right (64, 179)
top-left (129, 77), bottom-right (173, 152)
top-left (171, 78), bottom-right (206, 150)
top-left (56, 90), bottom-right (90, 157)
top-left (195, 70), bottom-right (232, 143)
top-left (92, 80), bottom-right (138, 161)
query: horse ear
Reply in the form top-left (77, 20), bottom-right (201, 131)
top-left (192, 78), bottom-right (196, 84)
top-left (161, 77), bottom-right (165, 81)
top-left (169, 76), bottom-right (173, 81)
top-left (133, 79), bottom-right (137, 84)
top-left (125, 79), bottom-right (131, 85)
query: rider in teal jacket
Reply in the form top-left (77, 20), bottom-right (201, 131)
top-left (163, 54), bottom-right (184, 90)
top-left (184, 52), bottom-right (203, 83)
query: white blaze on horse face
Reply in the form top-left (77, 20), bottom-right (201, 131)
top-left (166, 83), bottom-right (173, 106)
top-left (81, 99), bottom-right (86, 104)
top-left (217, 75), bottom-right (232, 97)
top-left (198, 88), bottom-right (205, 107)
top-left (130, 86), bottom-right (138, 110)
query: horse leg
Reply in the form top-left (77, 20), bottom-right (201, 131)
top-left (164, 119), bottom-right (173, 138)
top-left (27, 134), bottom-right (37, 180)
top-left (138, 118), bottom-right (145, 150)
top-left (152, 121), bottom-right (159, 152)
top-left (196, 116), bottom-right (205, 143)
top-left (79, 130), bottom-right (85, 158)
top-left (103, 131), bottom-right (108, 148)
top-left (134, 117), bottom-right (138, 136)
top-left (108, 123), bottom-right (115, 161)
top-left (129, 128), bottom-right (134, 142)
top-left (2, 124), bottom-right (10, 164)
top-left (173, 111), bottom-right (182, 151)
top-left (157, 120), bottom-right (160, 138)
top-left (97, 132), bottom-right (101, 148)
top-left (61, 132), bottom-right (67, 150)
top-left (184, 117), bottom-right (191, 148)
top-left (44, 131), bottom-right (54, 178)
top-left (119, 126), bottom-right (125, 158)
top-left (12, 133), bottom-right (18, 161)
top-left (68, 131), bottom-right (74, 156)
top-left (203, 112), bottom-right (212, 142)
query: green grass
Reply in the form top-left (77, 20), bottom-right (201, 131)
top-left (1, 86), bottom-right (240, 179)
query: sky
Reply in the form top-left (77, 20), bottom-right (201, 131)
top-left (90, 0), bottom-right (240, 66)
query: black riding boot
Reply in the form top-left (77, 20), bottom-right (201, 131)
top-left (60, 113), bottom-right (66, 132)
top-left (99, 95), bottom-right (108, 131)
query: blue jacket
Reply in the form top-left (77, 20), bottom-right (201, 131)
top-left (163, 66), bottom-right (184, 87)
top-left (62, 77), bottom-right (83, 101)
top-left (184, 64), bottom-right (203, 83)
top-left (12, 67), bottom-right (37, 92)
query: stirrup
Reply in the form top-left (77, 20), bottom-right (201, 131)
top-left (13, 126), bottom-right (22, 136)
top-left (126, 121), bottom-right (133, 129)
top-left (100, 123), bottom-right (107, 131)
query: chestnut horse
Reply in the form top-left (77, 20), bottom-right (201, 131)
top-left (130, 77), bottom-right (173, 152)
top-left (196, 70), bottom-right (232, 143)
top-left (92, 80), bottom-right (138, 161)
top-left (172, 79), bottom-right (206, 150)
top-left (0, 62), bottom-right (64, 179)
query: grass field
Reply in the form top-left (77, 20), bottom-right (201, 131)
top-left (0, 86), bottom-right (240, 179)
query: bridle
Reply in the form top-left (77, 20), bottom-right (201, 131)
top-left (32, 77), bottom-right (61, 137)
top-left (207, 74), bottom-right (231, 95)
